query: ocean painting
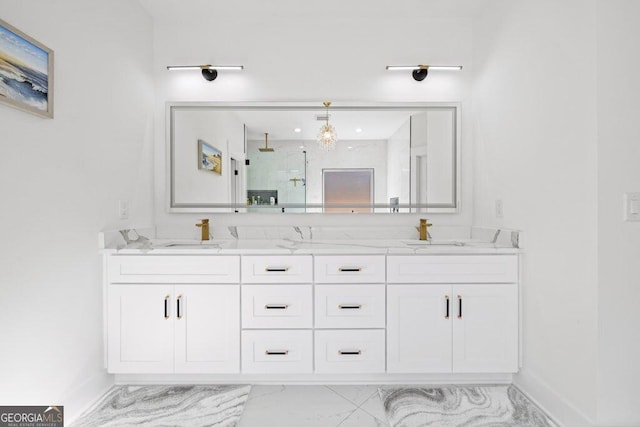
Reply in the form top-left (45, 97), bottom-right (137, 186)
top-left (0, 19), bottom-right (53, 118)
top-left (198, 139), bottom-right (222, 175)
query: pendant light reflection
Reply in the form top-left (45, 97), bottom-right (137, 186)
top-left (317, 101), bottom-right (337, 151)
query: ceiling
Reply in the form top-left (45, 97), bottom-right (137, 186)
top-left (236, 108), bottom-right (415, 141)
top-left (138, 0), bottom-right (490, 21)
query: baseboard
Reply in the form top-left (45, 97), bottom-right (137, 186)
top-left (114, 372), bottom-right (513, 385)
top-left (514, 368), bottom-right (595, 427)
top-left (62, 372), bottom-right (113, 425)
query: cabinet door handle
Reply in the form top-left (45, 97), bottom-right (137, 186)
top-left (339, 267), bottom-right (362, 272)
top-left (265, 350), bottom-right (289, 355)
top-left (445, 295), bottom-right (450, 319)
top-left (338, 304), bottom-right (362, 310)
top-left (176, 295), bottom-right (183, 319)
top-left (164, 295), bottom-right (170, 319)
top-left (265, 267), bottom-right (289, 272)
top-left (264, 304), bottom-right (289, 310)
top-left (457, 295), bottom-right (462, 319)
top-left (338, 350), bottom-right (362, 355)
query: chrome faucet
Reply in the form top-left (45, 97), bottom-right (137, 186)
top-left (196, 219), bottom-right (210, 241)
top-left (418, 218), bottom-right (432, 241)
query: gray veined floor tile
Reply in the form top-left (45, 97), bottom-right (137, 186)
top-left (380, 385), bottom-right (557, 427)
top-left (71, 385), bottom-right (251, 427)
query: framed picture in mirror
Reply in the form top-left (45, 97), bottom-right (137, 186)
top-left (198, 139), bottom-right (222, 175)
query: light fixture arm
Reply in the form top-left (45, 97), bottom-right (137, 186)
top-left (323, 101), bottom-right (331, 126)
top-left (412, 66), bottom-right (429, 81)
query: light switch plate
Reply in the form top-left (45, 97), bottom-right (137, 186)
top-left (119, 200), bottom-right (129, 220)
top-left (495, 199), bottom-right (504, 219)
top-left (624, 192), bottom-right (640, 221)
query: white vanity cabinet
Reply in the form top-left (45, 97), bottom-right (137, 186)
top-left (104, 248), bottom-right (520, 379)
top-left (106, 255), bottom-right (240, 374)
top-left (387, 255), bottom-right (519, 374)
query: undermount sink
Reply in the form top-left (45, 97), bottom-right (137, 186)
top-left (155, 240), bottom-right (223, 249)
top-left (403, 240), bottom-right (466, 247)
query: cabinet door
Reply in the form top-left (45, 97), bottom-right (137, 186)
top-left (107, 284), bottom-right (173, 373)
top-left (387, 284), bottom-right (452, 373)
top-left (452, 284), bottom-right (518, 373)
top-left (174, 285), bottom-right (240, 374)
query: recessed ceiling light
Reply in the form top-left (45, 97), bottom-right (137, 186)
top-left (294, 128), bottom-right (302, 133)
top-left (299, 145), bottom-right (305, 149)
top-left (348, 146), bottom-right (353, 150)
top-left (355, 128), bottom-right (362, 133)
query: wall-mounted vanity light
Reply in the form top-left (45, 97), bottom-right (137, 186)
top-left (386, 65), bottom-right (462, 81)
top-left (166, 65), bottom-right (244, 81)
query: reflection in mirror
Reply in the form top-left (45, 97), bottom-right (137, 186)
top-left (168, 103), bottom-right (459, 214)
top-left (323, 169), bottom-right (375, 213)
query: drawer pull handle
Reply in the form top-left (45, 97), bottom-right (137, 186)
top-left (338, 350), bottom-right (362, 355)
top-left (265, 350), bottom-right (289, 355)
top-left (457, 295), bottom-right (462, 319)
top-left (339, 267), bottom-right (362, 272)
top-left (338, 304), bottom-right (362, 310)
top-left (265, 304), bottom-right (289, 310)
top-left (164, 295), bottom-right (170, 319)
top-left (445, 295), bottom-right (450, 319)
top-left (177, 295), bottom-right (183, 319)
top-left (265, 267), bottom-right (289, 272)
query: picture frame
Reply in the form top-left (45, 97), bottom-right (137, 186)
top-left (0, 18), bottom-right (54, 118)
top-left (198, 139), bottom-right (222, 175)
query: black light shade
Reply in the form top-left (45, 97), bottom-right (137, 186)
top-left (201, 68), bottom-right (218, 81)
top-left (412, 68), bottom-right (429, 81)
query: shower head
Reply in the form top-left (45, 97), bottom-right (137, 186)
top-left (259, 132), bottom-right (275, 152)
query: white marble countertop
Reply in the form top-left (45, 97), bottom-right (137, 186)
top-left (104, 238), bottom-right (520, 255)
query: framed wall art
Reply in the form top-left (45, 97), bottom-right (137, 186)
top-left (0, 18), bottom-right (54, 118)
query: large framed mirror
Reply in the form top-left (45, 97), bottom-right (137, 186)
top-left (167, 102), bottom-right (460, 214)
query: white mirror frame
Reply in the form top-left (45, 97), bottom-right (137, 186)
top-left (165, 101), bottom-right (461, 214)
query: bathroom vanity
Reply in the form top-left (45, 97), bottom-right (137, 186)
top-left (102, 234), bottom-right (520, 383)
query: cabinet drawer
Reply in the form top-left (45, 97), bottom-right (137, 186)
top-left (241, 256), bottom-right (312, 283)
top-left (314, 255), bottom-right (385, 284)
top-left (314, 330), bottom-right (385, 374)
top-left (241, 330), bottom-right (312, 374)
top-left (387, 255), bottom-right (518, 284)
top-left (108, 255), bottom-right (240, 283)
top-left (315, 285), bottom-right (385, 329)
top-left (242, 285), bottom-right (312, 329)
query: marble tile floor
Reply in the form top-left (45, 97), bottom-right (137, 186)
top-left (71, 384), bottom-right (556, 427)
top-left (380, 385), bottom-right (558, 427)
top-left (70, 384), bottom-right (251, 427)
top-left (238, 385), bottom-right (388, 427)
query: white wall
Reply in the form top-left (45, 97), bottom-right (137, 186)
top-left (0, 0), bottom-right (153, 421)
top-left (387, 119), bottom-right (411, 205)
top-left (596, 1), bottom-right (640, 424)
top-left (472, 1), bottom-right (599, 425)
top-left (148, 0), bottom-right (474, 228)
